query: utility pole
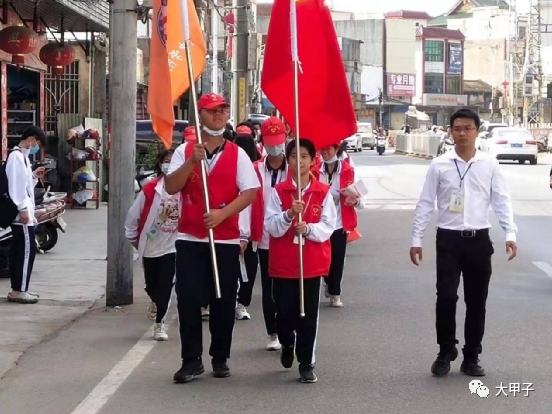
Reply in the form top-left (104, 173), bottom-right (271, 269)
top-left (106, 0), bottom-right (137, 306)
top-left (232, 0), bottom-right (249, 123)
top-left (378, 89), bottom-right (383, 128)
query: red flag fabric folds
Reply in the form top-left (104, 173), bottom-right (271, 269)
top-left (261, 0), bottom-right (357, 149)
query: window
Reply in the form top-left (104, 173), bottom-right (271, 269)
top-left (425, 73), bottom-right (444, 94)
top-left (447, 76), bottom-right (462, 94)
top-left (425, 40), bottom-right (444, 62)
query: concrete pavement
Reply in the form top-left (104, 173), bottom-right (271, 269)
top-left (1, 151), bottom-right (552, 414)
top-left (0, 207), bottom-right (107, 378)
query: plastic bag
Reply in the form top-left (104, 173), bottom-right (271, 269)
top-left (73, 189), bottom-right (95, 205)
top-left (73, 166), bottom-right (97, 182)
top-left (347, 228), bottom-right (362, 244)
top-left (69, 147), bottom-right (88, 161)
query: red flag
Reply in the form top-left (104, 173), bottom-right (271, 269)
top-left (261, 0), bottom-right (357, 149)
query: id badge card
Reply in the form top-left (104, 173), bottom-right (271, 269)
top-left (146, 223), bottom-right (161, 239)
top-left (449, 191), bottom-right (465, 213)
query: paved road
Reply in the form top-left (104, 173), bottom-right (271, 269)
top-left (1, 150), bottom-right (552, 414)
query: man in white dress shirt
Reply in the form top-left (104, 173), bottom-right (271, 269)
top-left (410, 109), bottom-right (518, 378)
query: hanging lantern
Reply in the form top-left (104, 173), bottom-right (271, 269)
top-left (0, 25), bottom-right (39, 66)
top-left (39, 43), bottom-right (75, 78)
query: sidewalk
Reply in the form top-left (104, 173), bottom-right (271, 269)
top-left (0, 206), bottom-right (108, 378)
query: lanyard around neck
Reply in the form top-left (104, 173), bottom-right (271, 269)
top-left (454, 159), bottom-right (473, 188)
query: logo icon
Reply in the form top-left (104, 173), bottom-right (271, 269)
top-left (469, 380), bottom-right (488, 398)
top-left (156, 0), bottom-right (168, 48)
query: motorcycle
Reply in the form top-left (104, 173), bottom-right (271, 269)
top-left (35, 190), bottom-right (67, 252)
top-left (376, 137), bottom-right (386, 155)
top-left (438, 137), bottom-right (455, 156)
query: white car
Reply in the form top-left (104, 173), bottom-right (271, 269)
top-left (344, 134), bottom-right (363, 152)
top-left (480, 127), bottom-right (538, 165)
top-left (477, 122), bottom-right (508, 150)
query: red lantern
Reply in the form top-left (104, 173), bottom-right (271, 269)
top-left (0, 25), bottom-right (39, 66)
top-left (39, 43), bottom-right (75, 78)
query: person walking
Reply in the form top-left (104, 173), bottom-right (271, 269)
top-left (410, 109), bottom-right (518, 378)
top-left (265, 138), bottom-right (336, 384)
top-left (166, 93), bottom-right (259, 383)
top-left (5, 126), bottom-right (46, 304)
top-left (125, 150), bottom-right (179, 341)
top-left (249, 117), bottom-right (288, 351)
top-left (317, 143), bottom-right (364, 307)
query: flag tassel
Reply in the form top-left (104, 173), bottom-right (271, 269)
top-left (182, 6), bottom-right (221, 299)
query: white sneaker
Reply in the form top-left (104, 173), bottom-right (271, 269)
top-left (7, 291), bottom-right (38, 304)
top-left (27, 291), bottom-right (40, 298)
top-left (235, 303), bottom-right (251, 320)
top-left (330, 295), bottom-right (344, 308)
top-left (147, 301), bottom-right (157, 321)
top-left (324, 284), bottom-right (330, 299)
top-left (153, 323), bottom-right (168, 341)
top-left (201, 307), bottom-right (210, 320)
top-left (266, 334), bottom-right (282, 351)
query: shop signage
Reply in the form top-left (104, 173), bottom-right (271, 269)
top-left (448, 43), bottom-right (463, 75)
top-left (423, 93), bottom-right (468, 107)
top-left (387, 73), bottom-right (416, 97)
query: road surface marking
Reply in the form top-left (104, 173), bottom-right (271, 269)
top-left (71, 314), bottom-right (175, 414)
top-left (533, 261), bottom-right (552, 279)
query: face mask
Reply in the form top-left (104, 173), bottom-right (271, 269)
top-left (29, 145), bottom-right (40, 156)
top-left (202, 126), bottom-right (225, 136)
top-left (324, 155), bottom-right (338, 164)
top-left (161, 163), bottom-right (171, 175)
top-left (266, 144), bottom-right (285, 157)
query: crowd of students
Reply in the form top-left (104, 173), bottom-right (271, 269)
top-left (125, 93), bottom-right (363, 384)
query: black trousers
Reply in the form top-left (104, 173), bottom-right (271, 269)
top-left (258, 249), bottom-right (277, 335)
top-left (435, 229), bottom-right (494, 356)
top-left (10, 225), bottom-right (36, 292)
top-left (237, 242), bottom-right (259, 307)
top-left (175, 240), bottom-right (240, 362)
top-left (327, 229), bottom-right (348, 296)
top-left (273, 277), bottom-right (321, 365)
top-left (143, 253), bottom-right (176, 323)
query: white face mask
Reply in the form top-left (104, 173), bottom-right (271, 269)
top-left (324, 155), bottom-right (338, 164)
top-left (266, 144), bottom-right (285, 157)
top-left (161, 163), bottom-right (171, 175)
top-left (202, 126), bottom-right (225, 136)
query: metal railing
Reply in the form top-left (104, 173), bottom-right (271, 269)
top-left (395, 133), bottom-right (442, 158)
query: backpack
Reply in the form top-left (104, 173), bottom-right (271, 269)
top-left (0, 149), bottom-right (22, 228)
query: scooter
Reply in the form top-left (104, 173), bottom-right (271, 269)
top-left (438, 137), bottom-right (455, 155)
top-left (35, 190), bottom-right (67, 252)
top-left (376, 137), bottom-right (386, 155)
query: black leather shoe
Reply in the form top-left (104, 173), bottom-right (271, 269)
top-left (431, 347), bottom-right (459, 377)
top-left (299, 364), bottom-right (318, 384)
top-left (212, 359), bottom-right (231, 378)
top-left (460, 358), bottom-right (486, 377)
top-left (173, 358), bottom-right (204, 383)
top-left (280, 345), bottom-right (294, 369)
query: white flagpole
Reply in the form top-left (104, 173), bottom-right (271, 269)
top-left (290, 0), bottom-right (305, 318)
top-left (180, 0), bottom-right (222, 299)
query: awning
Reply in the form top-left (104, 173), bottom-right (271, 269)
top-left (6, 0), bottom-right (109, 33)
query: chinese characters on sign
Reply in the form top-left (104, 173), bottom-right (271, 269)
top-left (387, 73), bottom-right (416, 97)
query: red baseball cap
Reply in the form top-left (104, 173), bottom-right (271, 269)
top-left (236, 125), bottom-right (253, 135)
top-left (198, 93), bottom-right (230, 112)
top-left (183, 126), bottom-right (197, 142)
top-left (261, 117), bottom-right (286, 147)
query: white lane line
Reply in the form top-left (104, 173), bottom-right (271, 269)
top-left (533, 261), bottom-right (552, 279)
top-left (70, 325), bottom-right (157, 414)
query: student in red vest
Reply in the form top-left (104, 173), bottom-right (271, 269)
top-left (165, 93), bottom-right (260, 384)
top-left (265, 138), bottom-right (337, 384)
top-left (125, 149), bottom-right (179, 341)
top-left (317, 144), bottom-right (364, 308)
top-left (249, 116), bottom-right (288, 351)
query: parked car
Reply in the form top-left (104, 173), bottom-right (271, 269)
top-left (247, 113), bottom-right (270, 123)
top-left (357, 122), bottom-right (375, 149)
top-left (136, 120), bottom-right (188, 155)
top-left (480, 127), bottom-right (538, 165)
top-left (344, 134), bottom-right (363, 152)
top-left (477, 122), bottom-right (508, 150)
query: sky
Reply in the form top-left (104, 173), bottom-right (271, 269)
top-left (257, 0), bottom-right (531, 17)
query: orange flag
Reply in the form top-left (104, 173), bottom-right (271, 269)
top-left (149, 0), bottom-right (207, 148)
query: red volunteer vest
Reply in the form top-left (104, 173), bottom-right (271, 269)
top-left (137, 177), bottom-right (161, 237)
top-left (250, 162), bottom-right (264, 243)
top-left (268, 176), bottom-right (331, 279)
top-left (179, 141), bottom-right (240, 240)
